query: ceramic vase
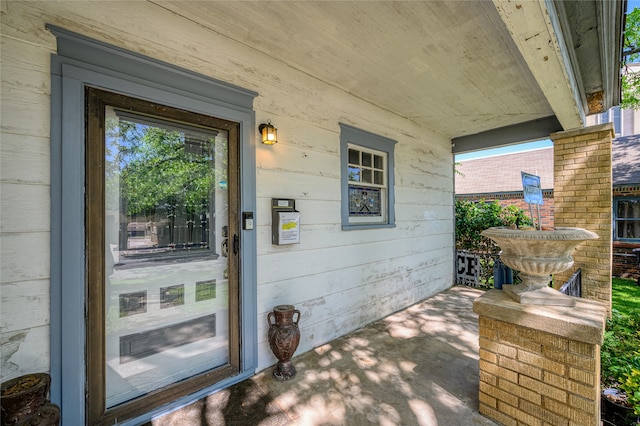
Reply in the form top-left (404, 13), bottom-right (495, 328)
top-left (268, 305), bottom-right (301, 381)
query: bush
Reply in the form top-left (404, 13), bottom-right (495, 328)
top-left (602, 309), bottom-right (640, 391)
top-left (455, 199), bottom-right (532, 252)
top-left (619, 358), bottom-right (640, 416)
top-left (455, 200), bottom-right (532, 288)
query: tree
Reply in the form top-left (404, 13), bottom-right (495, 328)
top-left (105, 117), bottom-right (226, 248)
top-left (119, 126), bottom-right (215, 216)
top-left (621, 7), bottom-right (640, 109)
top-left (107, 120), bottom-right (220, 217)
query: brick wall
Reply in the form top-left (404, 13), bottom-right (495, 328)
top-left (552, 125), bottom-right (613, 310)
top-left (477, 316), bottom-right (601, 426)
top-left (474, 291), bottom-right (607, 426)
top-left (613, 242), bottom-right (640, 279)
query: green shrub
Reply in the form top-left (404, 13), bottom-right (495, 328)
top-left (619, 356), bottom-right (640, 415)
top-left (455, 200), bottom-right (532, 288)
top-left (601, 309), bottom-right (640, 391)
top-left (455, 199), bottom-right (532, 252)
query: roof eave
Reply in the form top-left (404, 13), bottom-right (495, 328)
top-left (492, 0), bottom-right (624, 130)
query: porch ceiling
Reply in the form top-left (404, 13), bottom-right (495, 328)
top-left (157, 1), bottom-right (624, 152)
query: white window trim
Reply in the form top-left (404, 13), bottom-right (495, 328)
top-left (347, 144), bottom-right (388, 224)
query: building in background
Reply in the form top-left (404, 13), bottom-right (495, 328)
top-left (588, 107), bottom-right (640, 279)
top-left (455, 106), bottom-right (640, 279)
top-left (455, 147), bottom-right (555, 229)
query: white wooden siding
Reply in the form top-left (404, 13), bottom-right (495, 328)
top-left (0, 1), bottom-right (454, 380)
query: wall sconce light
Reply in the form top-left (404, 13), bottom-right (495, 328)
top-left (259, 120), bottom-right (278, 145)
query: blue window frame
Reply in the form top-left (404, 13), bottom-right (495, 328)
top-left (614, 197), bottom-right (640, 242)
top-left (340, 123), bottom-right (396, 230)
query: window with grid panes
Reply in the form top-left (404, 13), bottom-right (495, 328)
top-left (340, 123), bottom-right (396, 229)
top-left (347, 146), bottom-right (386, 219)
top-left (614, 197), bottom-right (640, 241)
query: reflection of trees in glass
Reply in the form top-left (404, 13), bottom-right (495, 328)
top-left (105, 115), bottom-right (227, 250)
top-left (116, 121), bottom-right (217, 216)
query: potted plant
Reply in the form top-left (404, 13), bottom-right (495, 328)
top-left (601, 310), bottom-right (640, 425)
top-left (1, 373), bottom-right (59, 426)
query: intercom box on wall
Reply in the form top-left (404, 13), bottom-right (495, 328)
top-left (272, 198), bottom-right (300, 245)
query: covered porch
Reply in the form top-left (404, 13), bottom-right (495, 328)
top-left (0, 1), bottom-right (624, 425)
top-left (146, 286), bottom-right (497, 425)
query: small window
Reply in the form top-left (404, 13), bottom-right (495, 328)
top-left (340, 124), bottom-right (396, 229)
top-left (614, 197), bottom-right (640, 241)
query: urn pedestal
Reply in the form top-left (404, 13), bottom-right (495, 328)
top-left (268, 305), bottom-right (301, 381)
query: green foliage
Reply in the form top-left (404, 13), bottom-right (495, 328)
top-left (601, 309), bottom-right (640, 389)
top-left (613, 277), bottom-right (640, 316)
top-left (455, 199), bottom-right (532, 252)
top-left (107, 119), bottom-right (221, 216)
top-left (621, 7), bottom-right (640, 110)
top-left (621, 69), bottom-right (640, 110)
top-left (602, 281), bottom-right (640, 419)
top-left (619, 359), bottom-right (640, 415)
top-left (625, 8), bottom-right (640, 63)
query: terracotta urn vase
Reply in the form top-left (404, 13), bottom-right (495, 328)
top-left (1, 373), bottom-right (60, 426)
top-left (268, 305), bottom-right (301, 381)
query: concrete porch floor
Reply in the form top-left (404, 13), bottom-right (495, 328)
top-left (147, 286), bottom-right (498, 426)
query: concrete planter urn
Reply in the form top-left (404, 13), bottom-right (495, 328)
top-left (481, 227), bottom-right (598, 306)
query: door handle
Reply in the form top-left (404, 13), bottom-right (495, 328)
top-left (221, 238), bottom-right (228, 257)
top-left (233, 234), bottom-right (239, 255)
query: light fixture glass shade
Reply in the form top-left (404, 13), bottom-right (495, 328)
top-left (260, 122), bottom-right (277, 145)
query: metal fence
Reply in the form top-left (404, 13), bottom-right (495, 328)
top-left (559, 268), bottom-right (582, 297)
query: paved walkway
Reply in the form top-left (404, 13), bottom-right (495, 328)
top-left (148, 286), bottom-right (498, 425)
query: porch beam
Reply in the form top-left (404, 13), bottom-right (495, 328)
top-left (451, 115), bottom-right (561, 154)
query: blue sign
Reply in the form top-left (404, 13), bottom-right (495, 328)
top-left (521, 172), bottom-right (544, 205)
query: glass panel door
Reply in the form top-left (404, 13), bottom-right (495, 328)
top-left (86, 87), bottom-right (240, 424)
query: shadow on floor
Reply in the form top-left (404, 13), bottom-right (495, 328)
top-left (146, 286), bottom-right (497, 426)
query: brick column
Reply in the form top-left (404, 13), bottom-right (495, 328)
top-left (551, 124), bottom-right (613, 311)
top-left (474, 290), bottom-right (607, 426)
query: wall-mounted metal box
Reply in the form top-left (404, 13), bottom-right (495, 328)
top-left (272, 198), bottom-right (300, 245)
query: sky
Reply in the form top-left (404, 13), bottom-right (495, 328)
top-left (456, 1), bottom-right (637, 162)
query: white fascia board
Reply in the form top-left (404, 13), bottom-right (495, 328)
top-left (492, 0), bottom-right (585, 130)
top-left (598, 0), bottom-right (624, 109)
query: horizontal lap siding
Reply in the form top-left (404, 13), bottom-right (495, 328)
top-left (256, 128), bottom-right (454, 370)
top-left (0, 1), bottom-right (454, 379)
top-left (1, 13), bottom-right (54, 380)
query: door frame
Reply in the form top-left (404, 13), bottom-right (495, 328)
top-left (85, 87), bottom-right (242, 424)
top-left (49, 26), bottom-right (258, 425)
